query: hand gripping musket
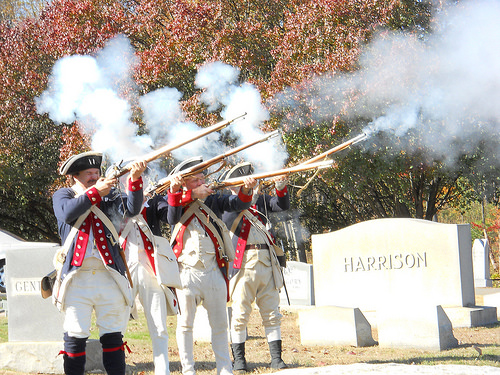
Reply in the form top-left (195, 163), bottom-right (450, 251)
top-left (106, 113), bottom-right (247, 179)
top-left (154, 130), bottom-right (281, 194)
top-left (210, 159), bottom-right (334, 190)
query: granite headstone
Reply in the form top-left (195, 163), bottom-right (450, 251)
top-left (279, 261), bottom-right (314, 306)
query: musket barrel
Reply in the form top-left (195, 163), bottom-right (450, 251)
top-left (212, 159), bottom-right (334, 189)
top-left (106, 113), bottom-right (247, 179)
top-left (219, 130), bottom-right (280, 158)
top-left (300, 132), bottom-right (367, 165)
top-left (254, 133), bottom-right (367, 192)
top-left (142, 112), bottom-right (247, 163)
top-left (154, 129), bottom-right (281, 194)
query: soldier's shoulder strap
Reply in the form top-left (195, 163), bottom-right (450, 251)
top-left (229, 210), bottom-right (247, 235)
top-left (54, 209), bottom-right (90, 269)
top-left (170, 201), bottom-right (199, 245)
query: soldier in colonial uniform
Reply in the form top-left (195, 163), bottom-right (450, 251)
top-left (52, 151), bottom-right (146, 375)
top-left (168, 156), bottom-right (257, 375)
top-left (116, 172), bottom-right (184, 375)
top-left (221, 162), bottom-right (289, 372)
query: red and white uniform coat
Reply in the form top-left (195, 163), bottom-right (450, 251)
top-left (52, 178), bottom-right (143, 339)
top-left (221, 186), bottom-right (289, 344)
top-left (169, 189), bottom-right (252, 375)
top-left (119, 192), bottom-right (181, 375)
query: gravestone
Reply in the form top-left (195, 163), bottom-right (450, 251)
top-left (279, 261), bottom-right (315, 307)
top-left (472, 238), bottom-right (500, 321)
top-left (298, 306), bottom-right (376, 347)
top-left (472, 239), bottom-right (493, 287)
top-left (6, 244), bottom-right (63, 342)
top-left (0, 238), bottom-right (104, 373)
top-left (311, 219), bottom-right (497, 330)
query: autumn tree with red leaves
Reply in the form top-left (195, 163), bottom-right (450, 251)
top-left (1, 0), bottom-right (490, 254)
top-left (0, 0), bottom-right (126, 241)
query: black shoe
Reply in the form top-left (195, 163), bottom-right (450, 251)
top-left (268, 340), bottom-right (287, 370)
top-left (231, 342), bottom-right (248, 372)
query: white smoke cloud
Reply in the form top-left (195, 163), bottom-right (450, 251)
top-left (36, 1), bottom-right (500, 179)
top-left (197, 61), bottom-right (240, 111)
top-left (196, 61), bottom-right (288, 172)
top-left (37, 38), bottom-right (286, 178)
top-left (269, 0), bottom-right (500, 167)
top-left (36, 35), bottom-right (152, 162)
top-left (139, 87), bottom-right (185, 143)
top-left (138, 86), bottom-right (220, 162)
top-left (357, 0), bottom-right (500, 165)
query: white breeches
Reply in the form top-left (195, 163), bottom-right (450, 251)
top-left (176, 266), bottom-right (232, 375)
top-left (63, 257), bottom-right (130, 338)
top-left (229, 260), bottom-right (282, 344)
top-left (130, 261), bottom-right (170, 375)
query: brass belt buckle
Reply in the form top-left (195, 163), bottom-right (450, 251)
top-left (57, 252), bottom-right (66, 264)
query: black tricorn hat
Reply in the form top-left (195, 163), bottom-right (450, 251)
top-left (59, 151), bottom-right (103, 175)
top-left (220, 162), bottom-right (254, 182)
top-left (168, 156), bottom-right (203, 176)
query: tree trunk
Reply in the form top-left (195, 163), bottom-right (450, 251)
top-left (424, 177), bottom-right (441, 220)
top-left (297, 241), bottom-right (307, 263)
top-left (412, 172), bottom-right (425, 219)
top-left (295, 220), bottom-right (307, 263)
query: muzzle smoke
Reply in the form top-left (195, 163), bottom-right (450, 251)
top-left (36, 40), bottom-right (288, 179)
top-left (268, 0), bottom-right (500, 168)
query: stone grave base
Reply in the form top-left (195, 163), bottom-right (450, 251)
top-left (475, 287), bottom-right (500, 320)
top-left (298, 306), bottom-right (377, 347)
top-left (0, 339), bottom-right (104, 374)
top-left (362, 305), bottom-right (497, 329)
top-left (442, 305), bottom-right (497, 328)
top-left (377, 305), bottom-right (458, 351)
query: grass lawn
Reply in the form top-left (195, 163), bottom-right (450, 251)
top-left (1, 306), bottom-right (500, 374)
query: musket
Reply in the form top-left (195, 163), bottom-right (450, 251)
top-left (154, 130), bottom-right (281, 194)
top-left (299, 132), bottom-right (368, 165)
top-left (210, 159), bottom-right (334, 190)
top-left (259, 132), bottom-right (368, 192)
top-left (107, 113), bottom-right (247, 179)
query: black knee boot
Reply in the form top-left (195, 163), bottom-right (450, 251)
top-left (63, 332), bottom-right (87, 375)
top-left (100, 332), bottom-right (126, 375)
top-left (231, 342), bottom-right (248, 372)
top-left (268, 340), bottom-right (287, 370)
